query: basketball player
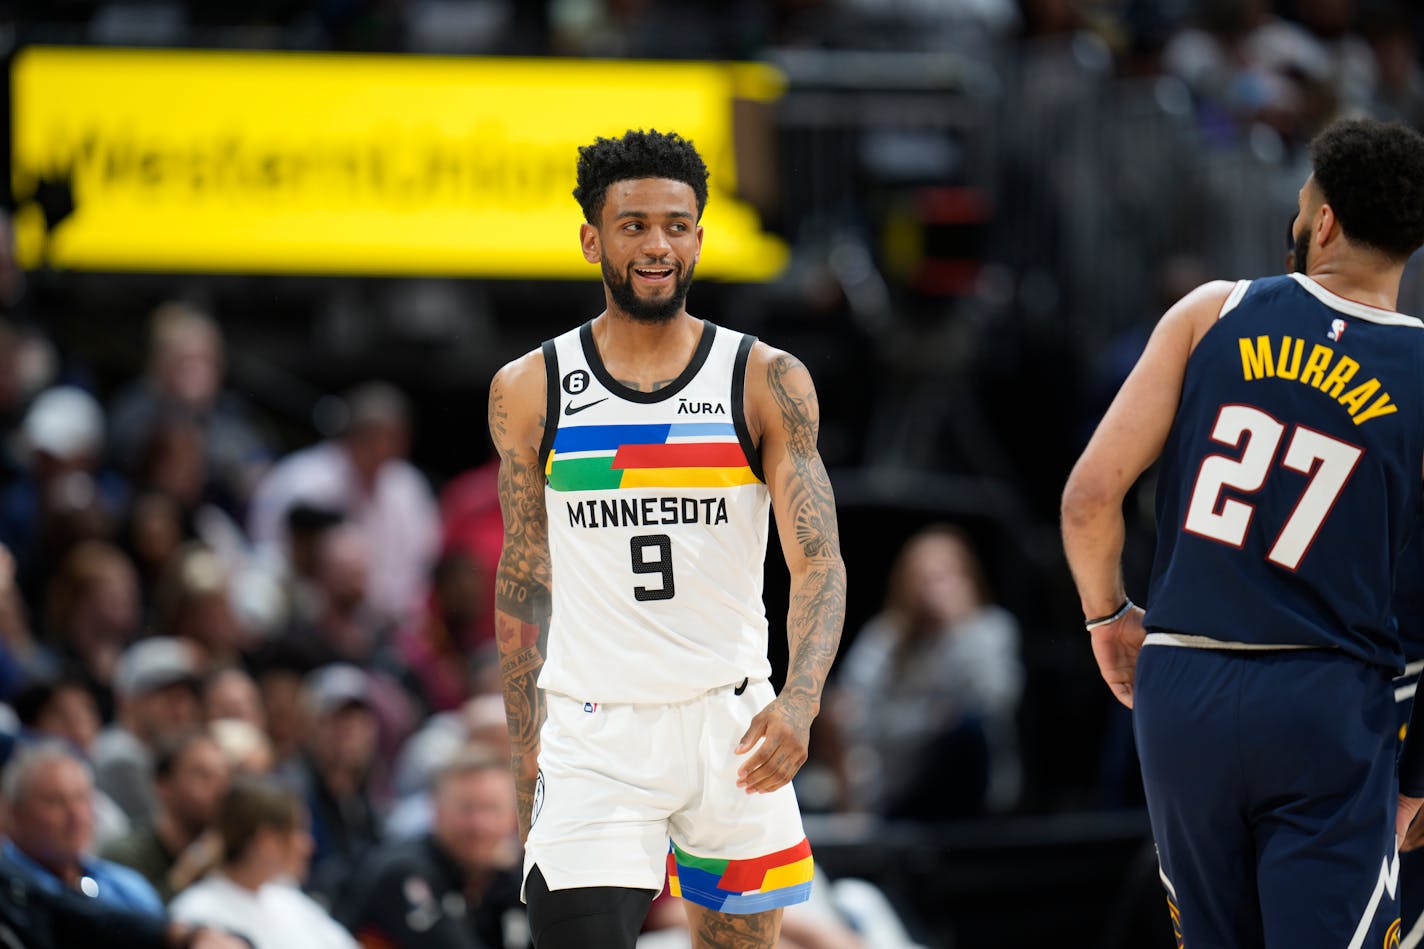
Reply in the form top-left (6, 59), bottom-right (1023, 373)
top-left (1296, 214), bottom-right (1424, 947)
top-left (487, 129), bottom-right (846, 949)
top-left (1062, 117), bottom-right (1424, 947)
top-left (1397, 525), bottom-right (1424, 949)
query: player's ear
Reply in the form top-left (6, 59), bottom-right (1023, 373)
top-left (580, 223), bottom-right (602, 264)
top-left (694, 225), bottom-right (703, 264)
top-left (1316, 203), bottom-right (1339, 248)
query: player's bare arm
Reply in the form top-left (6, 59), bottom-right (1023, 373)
top-left (736, 345), bottom-right (846, 794)
top-left (1061, 281), bottom-right (1232, 708)
top-left (489, 351), bottom-right (553, 841)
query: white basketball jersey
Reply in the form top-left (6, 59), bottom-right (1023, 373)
top-left (538, 319), bottom-right (772, 703)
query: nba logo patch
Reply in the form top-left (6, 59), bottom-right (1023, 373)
top-left (583, 702), bottom-right (598, 713)
top-left (1328, 318), bottom-right (1346, 341)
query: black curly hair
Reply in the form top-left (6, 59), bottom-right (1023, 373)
top-left (573, 129), bottom-right (710, 225)
top-left (1310, 118), bottom-right (1424, 261)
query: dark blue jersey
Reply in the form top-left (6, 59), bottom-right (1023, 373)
top-left (1392, 516), bottom-right (1424, 665)
top-left (1145, 273), bottom-right (1424, 671)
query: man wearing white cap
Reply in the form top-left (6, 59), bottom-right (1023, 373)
top-left (91, 638), bottom-right (205, 823)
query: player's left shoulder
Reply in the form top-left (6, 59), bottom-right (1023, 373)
top-left (745, 341), bottom-right (820, 400)
top-left (742, 341), bottom-right (820, 443)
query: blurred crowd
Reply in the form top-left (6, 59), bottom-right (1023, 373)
top-left (0, 302), bottom-right (531, 947)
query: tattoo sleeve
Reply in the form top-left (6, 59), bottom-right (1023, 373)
top-left (766, 355), bottom-right (846, 731)
top-left (489, 370), bottom-right (553, 841)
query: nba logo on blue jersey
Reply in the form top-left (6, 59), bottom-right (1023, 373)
top-left (1328, 318), bottom-right (1346, 341)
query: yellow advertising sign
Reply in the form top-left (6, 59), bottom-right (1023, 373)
top-left (11, 47), bottom-right (788, 279)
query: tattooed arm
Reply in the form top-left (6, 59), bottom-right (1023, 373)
top-left (488, 352), bottom-right (553, 841)
top-left (735, 345), bottom-right (847, 795)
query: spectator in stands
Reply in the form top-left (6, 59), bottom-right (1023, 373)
top-left (92, 638), bottom-right (205, 824)
top-left (285, 663), bottom-right (383, 905)
top-left (264, 504), bottom-right (344, 635)
top-left (297, 524), bottom-right (393, 668)
top-left (334, 745), bottom-right (525, 948)
top-left (1161, 0), bottom-right (1299, 142)
top-left (398, 549), bottom-right (489, 713)
top-left (12, 677), bottom-right (99, 757)
top-left (11, 675), bottom-right (130, 846)
top-left (204, 667), bottom-right (266, 732)
top-left (102, 730), bottom-right (231, 903)
top-left (437, 459), bottom-right (505, 646)
top-left (169, 778), bottom-right (357, 949)
top-left (153, 544), bottom-right (247, 667)
top-left (283, 524), bottom-right (419, 760)
top-left (120, 491), bottom-right (187, 628)
top-left (127, 415), bottom-right (254, 603)
top-left (42, 541), bottom-right (144, 718)
top-left (248, 644), bottom-right (310, 775)
top-left (1363, 5), bottom-right (1424, 129)
top-left (209, 719), bottom-right (275, 778)
top-left (1, 741), bottom-right (163, 915)
top-left (2, 387), bottom-right (124, 605)
top-left (246, 381), bottom-right (439, 627)
top-left (0, 847), bottom-right (250, 949)
top-left (0, 543), bottom-right (42, 702)
top-left (386, 694), bottom-right (509, 840)
top-left (0, 318), bottom-right (55, 449)
top-left (108, 302), bottom-right (273, 510)
top-left (831, 525), bottom-right (1024, 818)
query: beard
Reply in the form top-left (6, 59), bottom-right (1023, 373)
top-left (1293, 224), bottom-right (1310, 275)
top-left (603, 258), bottom-right (696, 324)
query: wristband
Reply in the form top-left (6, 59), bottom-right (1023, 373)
top-left (1085, 599), bottom-right (1133, 631)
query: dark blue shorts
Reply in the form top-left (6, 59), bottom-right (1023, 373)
top-left (1396, 668), bottom-right (1424, 948)
top-left (1134, 645), bottom-right (1399, 949)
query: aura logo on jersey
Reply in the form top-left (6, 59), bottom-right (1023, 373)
top-left (677, 399), bottom-right (727, 415)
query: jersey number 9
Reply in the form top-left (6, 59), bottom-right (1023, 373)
top-left (630, 534), bottom-right (676, 601)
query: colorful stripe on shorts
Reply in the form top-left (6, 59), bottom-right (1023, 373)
top-left (666, 838), bottom-right (813, 913)
top-left (546, 422), bottom-right (759, 492)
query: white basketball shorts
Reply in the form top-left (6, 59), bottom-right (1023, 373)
top-left (523, 678), bottom-right (812, 914)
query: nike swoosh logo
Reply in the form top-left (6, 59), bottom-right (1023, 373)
top-left (564, 398), bottom-right (608, 416)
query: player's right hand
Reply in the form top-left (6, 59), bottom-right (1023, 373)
top-left (1399, 793), bottom-right (1424, 851)
top-left (1089, 605), bottom-right (1147, 709)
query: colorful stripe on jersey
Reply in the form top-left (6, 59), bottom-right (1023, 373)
top-left (546, 422), bottom-right (759, 492)
top-left (666, 838), bottom-right (813, 913)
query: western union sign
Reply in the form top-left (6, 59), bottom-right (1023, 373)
top-left (11, 47), bottom-right (788, 279)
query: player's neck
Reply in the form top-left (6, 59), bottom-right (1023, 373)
top-left (1304, 257), bottom-right (1405, 313)
top-left (589, 310), bottom-right (703, 389)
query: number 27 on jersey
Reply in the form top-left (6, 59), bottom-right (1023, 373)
top-left (1183, 403), bottom-right (1363, 571)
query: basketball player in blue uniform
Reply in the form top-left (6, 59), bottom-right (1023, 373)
top-left (1287, 220), bottom-right (1424, 949)
top-left (1063, 117), bottom-right (1424, 947)
top-left (1395, 525), bottom-right (1424, 948)
top-left (487, 129), bottom-right (846, 948)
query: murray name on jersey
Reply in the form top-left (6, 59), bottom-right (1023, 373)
top-left (1238, 334), bottom-right (1398, 425)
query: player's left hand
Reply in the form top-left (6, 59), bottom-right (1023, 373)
top-left (1090, 605), bottom-right (1147, 709)
top-left (1398, 793), bottom-right (1424, 851)
top-left (735, 696), bottom-right (811, 794)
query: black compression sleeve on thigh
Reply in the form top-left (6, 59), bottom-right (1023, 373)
top-left (525, 865), bottom-right (656, 949)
